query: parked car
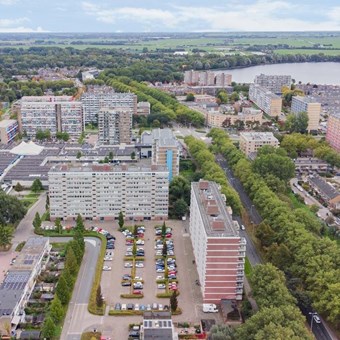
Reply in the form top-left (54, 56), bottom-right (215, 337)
top-left (139, 304), bottom-right (146, 311)
top-left (124, 262), bottom-right (133, 268)
top-left (146, 304), bottom-right (151, 311)
top-left (135, 262), bottom-right (144, 268)
top-left (156, 269), bottom-right (165, 273)
top-left (121, 281), bottom-right (131, 286)
top-left (129, 331), bottom-right (140, 338)
top-left (103, 266), bottom-right (111, 271)
top-left (127, 303), bottom-right (134, 310)
top-left (134, 304), bottom-right (140, 311)
top-left (133, 290), bottom-right (143, 295)
top-left (157, 284), bottom-right (166, 289)
top-left (134, 276), bottom-right (143, 281)
top-left (159, 304), bottom-right (164, 311)
top-left (122, 274), bottom-right (131, 280)
top-left (104, 257), bottom-right (113, 261)
top-left (156, 275), bottom-right (164, 280)
top-left (121, 304), bottom-right (127, 310)
top-left (152, 303), bottom-right (158, 310)
top-left (114, 303), bottom-right (121, 310)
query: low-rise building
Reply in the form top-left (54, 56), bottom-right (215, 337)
top-left (0, 238), bottom-right (50, 334)
top-left (0, 119), bottom-right (19, 144)
top-left (240, 132), bottom-right (279, 156)
top-left (294, 158), bottom-right (332, 174)
top-left (249, 84), bottom-right (282, 117)
top-left (49, 163), bottom-right (169, 221)
top-left (189, 181), bottom-right (245, 303)
top-left (140, 311), bottom-right (178, 340)
top-left (136, 102), bottom-right (151, 116)
top-left (307, 175), bottom-right (340, 209)
top-left (326, 113), bottom-right (340, 153)
top-left (291, 96), bottom-right (321, 132)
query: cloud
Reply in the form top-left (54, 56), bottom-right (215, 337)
top-left (0, 17), bottom-right (48, 32)
top-left (0, 26), bottom-right (47, 32)
top-left (81, 0), bottom-right (340, 31)
top-left (0, 17), bottom-right (29, 27)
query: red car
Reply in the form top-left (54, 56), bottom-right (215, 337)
top-left (138, 233), bottom-right (144, 238)
top-left (133, 290), bottom-right (143, 295)
top-left (165, 234), bottom-right (172, 238)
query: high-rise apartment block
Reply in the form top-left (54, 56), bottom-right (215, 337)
top-left (184, 70), bottom-right (232, 87)
top-left (215, 73), bottom-right (233, 87)
top-left (98, 108), bottom-right (132, 145)
top-left (240, 132), bottom-right (279, 156)
top-left (0, 119), bottom-right (18, 144)
top-left (249, 84), bottom-right (282, 117)
top-left (190, 181), bottom-right (246, 303)
top-left (141, 128), bottom-right (180, 181)
top-left (291, 96), bottom-right (321, 132)
top-left (49, 164), bottom-right (169, 221)
top-left (254, 74), bottom-right (291, 93)
top-left (326, 113), bottom-right (340, 153)
top-left (136, 102), bottom-right (151, 116)
top-left (18, 96), bottom-right (83, 138)
top-left (81, 85), bottom-right (137, 124)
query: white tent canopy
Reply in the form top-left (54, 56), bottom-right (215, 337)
top-left (10, 141), bottom-right (44, 156)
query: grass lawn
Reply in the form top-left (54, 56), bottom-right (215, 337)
top-left (81, 332), bottom-right (101, 340)
top-left (275, 49), bottom-right (340, 56)
top-left (288, 192), bottom-right (316, 218)
top-left (20, 191), bottom-right (41, 208)
top-left (245, 257), bottom-right (253, 278)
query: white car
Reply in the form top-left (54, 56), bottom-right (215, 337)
top-left (158, 304), bottom-right (164, 311)
top-left (134, 304), bottom-right (140, 311)
top-left (104, 257), bottom-right (113, 261)
top-left (156, 269), bottom-right (165, 273)
top-left (313, 314), bottom-right (321, 324)
top-left (103, 266), bottom-right (111, 271)
top-left (156, 275), bottom-right (164, 280)
top-left (240, 224), bottom-right (245, 231)
top-left (135, 262), bottom-right (144, 268)
top-left (136, 240), bottom-right (144, 245)
top-left (124, 262), bottom-right (133, 268)
top-left (157, 284), bottom-right (166, 289)
top-left (134, 276), bottom-right (143, 281)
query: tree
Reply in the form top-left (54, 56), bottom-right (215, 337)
top-left (108, 151), bottom-right (114, 160)
top-left (162, 241), bottom-right (168, 257)
top-left (132, 242), bottom-right (137, 257)
top-left (216, 90), bottom-right (228, 104)
top-left (96, 285), bottom-right (104, 308)
top-left (49, 296), bottom-right (64, 323)
top-left (55, 217), bottom-right (63, 234)
top-left (76, 151), bottom-right (82, 159)
top-left (285, 112), bottom-right (309, 134)
top-left (161, 221), bottom-right (166, 237)
top-left (172, 198), bottom-right (188, 219)
top-left (74, 228), bottom-right (85, 253)
top-left (185, 93), bottom-right (195, 102)
top-left (133, 225), bottom-right (138, 238)
top-left (33, 212), bottom-right (42, 232)
top-left (118, 211), bottom-right (124, 230)
top-left (45, 194), bottom-right (50, 210)
top-left (131, 151), bottom-right (136, 160)
top-left (0, 191), bottom-right (26, 225)
top-left (210, 324), bottom-right (235, 340)
top-left (255, 222), bottom-right (276, 247)
top-left (65, 246), bottom-right (78, 274)
top-left (151, 119), bottom-right (161, 128)
top-left (75, 214), bottom-right (85, 234)
top-left (14, 182), bottom-right (24, 192)
top-left (41, 317), bottom-right (56, 339)
top-left (56, 276), bottom-right (70, 305)
top-left (31, 178), bottom-right (43, 192)
top-left (0, 224), bottom-right (13, 248)
top-left (170, 290), bottom-right (178, 312)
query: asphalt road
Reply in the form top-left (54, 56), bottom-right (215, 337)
top-left (216, 154), bottom-right (337, 340)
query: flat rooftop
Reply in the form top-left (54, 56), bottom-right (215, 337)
top-left (0, 119), bottom-right (17, 128)
top-left (152, 128), bottom-right (178, 147)
top-left (192, 181), bottom-right (239, 237)
top-left (240, 132), bottom-right (278, 142)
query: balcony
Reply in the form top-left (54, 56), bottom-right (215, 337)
top-left (239, 246), bottom-right (246, 252)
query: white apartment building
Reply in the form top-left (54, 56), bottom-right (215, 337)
top-left (137, 102), bottom-right (151, 116)
top-left (49, 163), bottom-right (169, 221)
top-left (190, 181), bottom-right (246, 303)
top-left (0, 238), bottom-right (50, 334)
top-left (141, 128), bottom-right (180, 181)
top-left (98, 108), bottom-right (132, 145)
top-left (254, 74), bottom-right (291, 93)
top-left (215, 73), bottom-right (232, 87)
top-left (291, 96), bottom-right (321, 132)
top-left (184, 70), bottom-right (232, 87)
top-left (240, 132), bottom-right (279, 156)
top-left (249, 84), bottom-right (282, 117)
top-left (19, 96), bottom-right (83, 138)
top-left (81, 85), bottom-right (137, 124)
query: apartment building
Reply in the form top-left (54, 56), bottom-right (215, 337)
top-left (190, 181), bottom-right (246, 303)
top-left (48, 163), bottom-right (169, 221)
top-left (249, 84), bottom-right (282, 117)
top-left (326, 113), bottom-right (340, 153)
top-left (215, 73), bottom-right (232, 87)
top-left (141, 129), bottom-right (180, 181)
top-left (184, 70), bottom-right (232, 87)
top-left (18, 96), bottom-right (83, 138)
top-left (240, 132), bottom-right (279, 156)
top-left (81, 85), bottom-right (137, 124)
top-left (254, 74), bottom-right (291, 93)
top-left (291, 96), bottom-right (321, 132)
top-left (136, 102), bottom-right (151, 116)
top-left (0, 238), bottom-right (50, 334)
top-left (0, 119), bottom-right (18, 144)
top-left (98, 108), bottom-right (132, 145)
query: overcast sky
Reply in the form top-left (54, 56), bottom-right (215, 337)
top-left (1, 0), bottom-right (340, 33)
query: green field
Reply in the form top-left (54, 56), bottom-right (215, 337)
top-left (275, 48), bottom-right (340, 56)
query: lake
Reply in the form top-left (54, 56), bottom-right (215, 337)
top-left (220, 62), bottom-right (340, 85)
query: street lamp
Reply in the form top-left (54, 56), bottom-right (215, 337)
top-left (309, 312), bottom-right (317, 331)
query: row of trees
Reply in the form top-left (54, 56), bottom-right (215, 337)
top-left (169, 176), bottom-right (191, 219)
top-left (0, 189), bottom-right (26, 225)
top-left (41, 229), bottom-right (85, 338)
top-left (184, 135), bottom-right (242, 215)
top-left (208, 128), bottom-right (340, 327)
top-left (104, 76), bottom-right (205, 127)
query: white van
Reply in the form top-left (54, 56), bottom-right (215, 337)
top-left (203, 304), bottom-right (218, 313)
top-left (121, 304), bottom-right (127, 311)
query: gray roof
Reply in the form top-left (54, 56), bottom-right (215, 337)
top-left (152, 128), bottom-right (178, 147)
top-left (0, 270), bottom-right (31, 316)
top-left (309, 175), bottom-right (340, 200)
top-left (144, 329), bottom-right (173, 339)
top-left (20, 330), bottom-right (41, 339)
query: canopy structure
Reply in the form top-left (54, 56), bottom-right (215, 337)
top-left (10, 141), bottom-right (44, 156)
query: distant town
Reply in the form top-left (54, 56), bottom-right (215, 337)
top-left (0, 32), bottom-right (339, 340)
